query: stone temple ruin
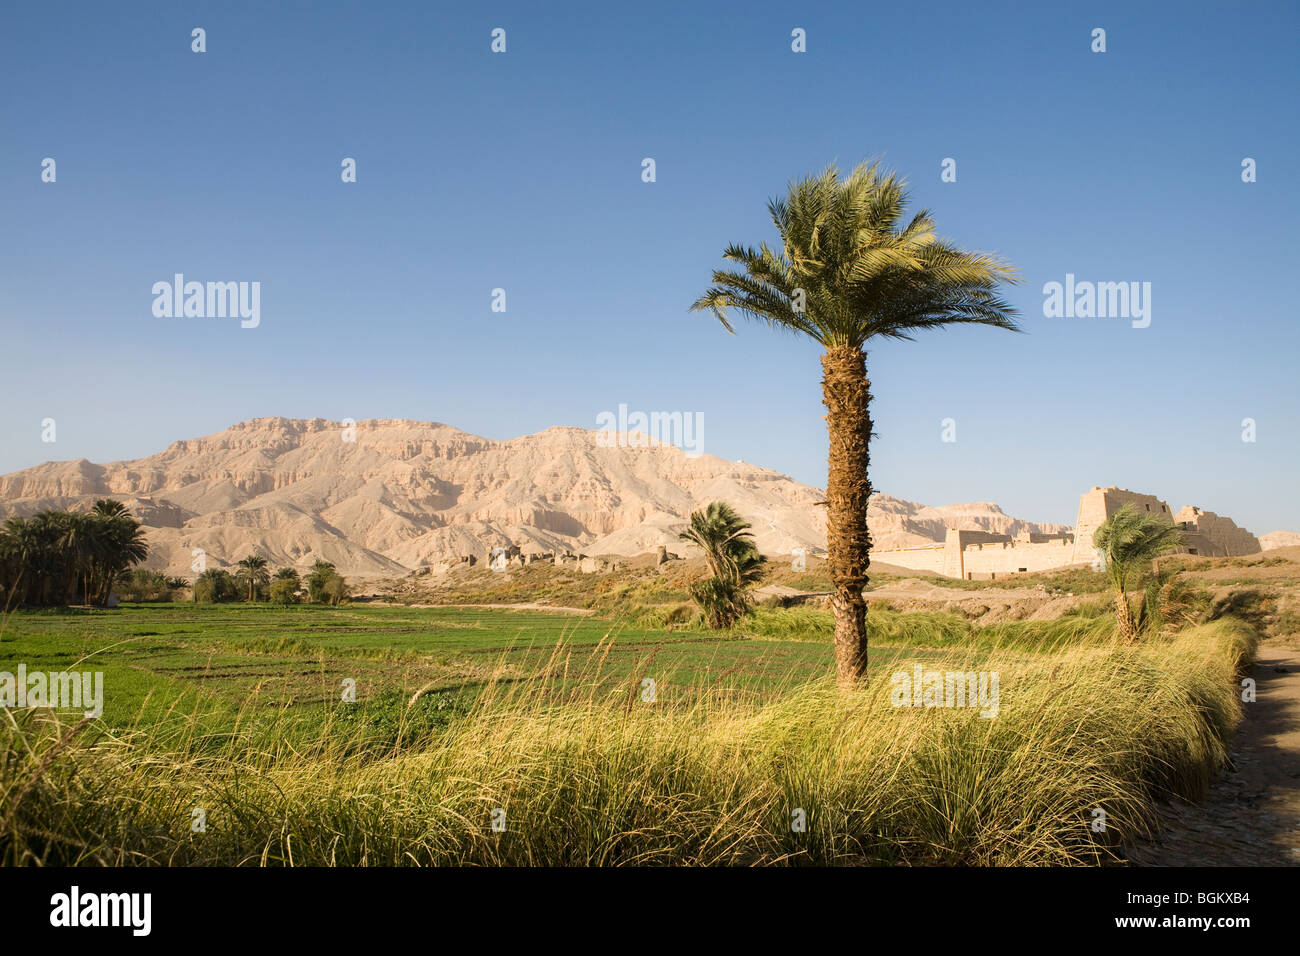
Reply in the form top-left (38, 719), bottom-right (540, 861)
top-left (872, 486), bottom-right (1260, 581)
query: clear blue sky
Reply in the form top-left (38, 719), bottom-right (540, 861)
top-left (2, 0), bottom-right (1297, 532)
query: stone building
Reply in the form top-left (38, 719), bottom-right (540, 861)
top-left (1172, 506), bottom-right (1261, 557)
top-left (871, 485), bottom-right (1259, 581)
top-left (1069, 487), bottom-right (1175, 566)
top-left (1070, 487), bottom-right (1260, 565)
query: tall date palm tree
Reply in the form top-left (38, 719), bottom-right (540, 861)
top-left (692, 161), bottom-right (1020, 682)
top-left (88, 499), bottom-right (148, 606)
top-left (236, 553), bottom-right (270, 603)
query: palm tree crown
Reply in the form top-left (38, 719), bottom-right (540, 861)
top-left (1093, 505), bottom-right (1184, 594)
top-left (678, 501), bottom-right (764, 587)
top-left (236, 553), bottom-right (270, 602)
top-left (691, 161), bottom-right (1020, 347)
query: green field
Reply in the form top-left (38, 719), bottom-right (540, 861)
top-left (0, 603), bottom-right (955, 735)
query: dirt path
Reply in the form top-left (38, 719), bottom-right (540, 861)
top-left (1126, 645), bottom-right (1300, 866)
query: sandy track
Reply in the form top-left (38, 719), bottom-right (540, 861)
top-left (1126, 645), bottom-right (1300, 866)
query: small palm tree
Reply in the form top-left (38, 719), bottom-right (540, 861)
top-left (679, 502), bottom-right (765, 628)
top-left (1092, 504), bottom-right (1184, 643)
top-left (236, 553), bottom-right (270, 603)
top-left (693, 161), bottom-right (1019, 680)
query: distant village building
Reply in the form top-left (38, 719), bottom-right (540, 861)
top-left (871, 486), bottom-right (1260, 581)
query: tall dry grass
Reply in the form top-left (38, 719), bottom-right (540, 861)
top-left (0, 618), bottom-right (1255, 866)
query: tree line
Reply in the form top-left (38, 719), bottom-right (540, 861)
top-left (194, 557), bottom-right (348, 605)
top-left (0, 502), bottom-right (348, 608)
top-left (0, 500), bottom-right (149, 607)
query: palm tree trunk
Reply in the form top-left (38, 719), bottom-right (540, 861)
top-left (821, 345), bottom-right (873, 682)
top-left (98, 568), bottom-right (116, 607)
top-left (1115, 588), bottom-right (1139, 644)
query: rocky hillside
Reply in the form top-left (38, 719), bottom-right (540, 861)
top-left (0, 417), bottom-right (1067, 577)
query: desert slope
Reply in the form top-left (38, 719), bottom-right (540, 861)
top-left (0, 417), bottom-right (1067, 577)
top-left (1262, 531), bottom-right (1300, 551)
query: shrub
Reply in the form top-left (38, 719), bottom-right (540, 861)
top-left (688, 576), bottom-right (750, 628)
top-left (320, 574), bottom-right (348, 606)
top-left (115, 569), bottom-right (178, 603)
top-left (306, 560), bottom-right (347, 604)
top-left (627, 603), bottom-right (703, 630)
top-left (269, 579), bottom-right (300, 605)
top-left (193, 569), bottom-right (239, 603)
